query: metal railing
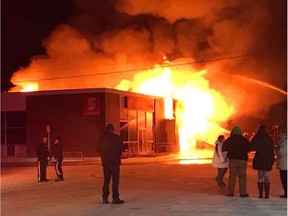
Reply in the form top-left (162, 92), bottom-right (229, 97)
top-left (123, 141), bottom-right (173, 157)
top-left (155, 142), bottom-right (173, 153)
top-left (123, 141), bottom-right (139, 157)
top-left (63, 152), bottom-right (84, 161)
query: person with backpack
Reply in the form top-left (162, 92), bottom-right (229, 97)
top-left (212, 135), bottom-right (228, 187)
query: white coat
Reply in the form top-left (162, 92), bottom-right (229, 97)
top-left (212, 140), bottom-right (228, 168)
top-left (277, 132), bottom-right (287, 170)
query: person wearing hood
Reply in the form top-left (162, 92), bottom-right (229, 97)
top-left (222, 126), bottom-right (251, 197)
top-left (276, 130), bottom-right (287, 198)
top-left (212, 135), bottom-right (228, 187)
top-left (97, 123), bottom-right (127, 204)
top-left (251, 125), bottom-right (275, 198)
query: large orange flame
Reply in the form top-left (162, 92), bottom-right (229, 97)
top-left (116, 60), bottom-right (234, 160)
top-left (19, 83), bottom-right (39, 92)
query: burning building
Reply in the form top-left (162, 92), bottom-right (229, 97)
top-left (2, 1), bottom-right (286, 160)
top-left (1, 88), bottom-right (179, 158)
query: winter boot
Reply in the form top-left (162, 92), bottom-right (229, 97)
top-left (112, 198), bottom-right (125, 204)
top-left (264, 182), bottom-right (270, 199)
top-left (257, 182), bottom-right (264, 198)
top-left (102, 195), bottom-right (109, 204)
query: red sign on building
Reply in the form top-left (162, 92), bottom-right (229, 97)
top-left (83, 96), bottom-right (100, 116)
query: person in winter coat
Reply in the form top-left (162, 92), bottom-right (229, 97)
top-left (212, 135), bottom-right (228, 187)
top-left (51, 136), bottom-right (64, 182)
top-left (36, 136), bottom-right (51, 182)
top-left (251, 125), bottom-right (275, 198)
top-left (222, 126), bottom-right (251, 197)
top-left (97, 123), bottom-right (127, 204)
top-left (276, 130), bottom-right (287, 198)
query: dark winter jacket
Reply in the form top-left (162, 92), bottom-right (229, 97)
top-left (97, 130), bottom-right (126, 166)
top-left (36, 142), bottom-right (50, 161)
top-left (222, 126), bottom-right (251, 161)
top-left (251, 127), bottom-right (274, 171)
top-left (51, 143), bottom-right (63, 161)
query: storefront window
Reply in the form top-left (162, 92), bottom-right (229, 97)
top-left (1, 111), bottom-right (26, 145)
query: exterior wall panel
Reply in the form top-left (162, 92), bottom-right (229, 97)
top-left (26, 93), bottom-right (105, 157)
top-left (104, 93), bottom-right (120, 133)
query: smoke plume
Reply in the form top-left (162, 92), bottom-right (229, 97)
top-left (10, 0), bottom-right (287, 120)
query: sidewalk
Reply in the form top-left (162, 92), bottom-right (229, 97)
top-left (1, 155), bottom-right (287, 216)
top-left (0, 154), bottom-right (172, 166)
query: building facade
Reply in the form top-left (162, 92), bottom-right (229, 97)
top-left (1, 88), bottom-right (178, 158)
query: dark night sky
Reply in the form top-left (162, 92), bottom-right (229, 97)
top-left (1, 0), bottom-right (74, 91)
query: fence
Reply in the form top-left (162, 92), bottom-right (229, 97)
top-left (123, 141), bottom-right (173, 157)
top-left (63, 152), bottom-right (84, 161)
top-left (155, 142), bottom-right (173, 153)
top-left (123, 141), bottom-right (139, 157)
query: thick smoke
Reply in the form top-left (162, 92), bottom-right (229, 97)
top-left (10, 0), bottom-right (286, 120)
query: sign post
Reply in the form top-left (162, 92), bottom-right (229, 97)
top-left (46, 125), bottom-right (51, 150)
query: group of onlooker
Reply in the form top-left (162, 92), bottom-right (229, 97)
top-left (36, 136), bottom-right (64, 182)
top-left (212, 125), bottom-right (287, 198)
top-left (36, 123), bottom-right (286, 205)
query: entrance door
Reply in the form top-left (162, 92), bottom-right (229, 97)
top-left (138, 128), bottom-right (151, 154)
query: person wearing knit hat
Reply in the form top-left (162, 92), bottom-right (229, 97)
top-left (222, 125), bottom-right (251, 197)
top-left (106, 124), bottom-right (115, 131)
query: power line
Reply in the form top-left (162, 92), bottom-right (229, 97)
top-left (13, 53), bottom-right (257, 84)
